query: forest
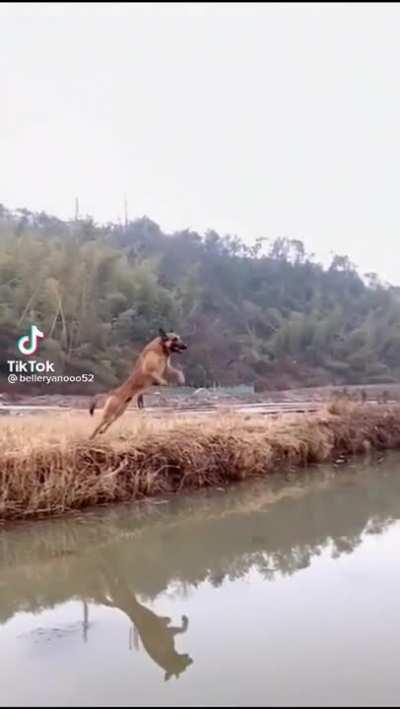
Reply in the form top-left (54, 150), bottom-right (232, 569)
top-left (1, 203), bottom-right (399, 393)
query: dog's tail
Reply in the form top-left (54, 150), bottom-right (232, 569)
top-left (89, 395), bottom-right (99, 416)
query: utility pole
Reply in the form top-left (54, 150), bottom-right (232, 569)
top-left (74, 197), bottom-right (80, 222)
top-left (82, 600), bottom-right (89, 643)
top-left (124, 194), bottom-right (128, 230)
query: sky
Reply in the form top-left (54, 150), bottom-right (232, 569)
top-left (1, 2), bottom-right (400, 283)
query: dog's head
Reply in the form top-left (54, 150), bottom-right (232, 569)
top-left (164, 654), bottom-right (193, 682)
top-left (159, 328), bottom-right (188, 353)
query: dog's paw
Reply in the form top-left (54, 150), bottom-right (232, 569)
top-left (177, 370), bottom-right (185, 385)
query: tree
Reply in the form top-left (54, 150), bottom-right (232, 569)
top-left (0, 204), bottom-right (399, 391)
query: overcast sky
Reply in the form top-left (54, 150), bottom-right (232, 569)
top-left (1, 2), bottom-right (400, 283)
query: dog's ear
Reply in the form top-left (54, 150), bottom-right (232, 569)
top-left (159, 328), bottom-right (168, 341)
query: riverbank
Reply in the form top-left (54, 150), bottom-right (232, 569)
top-left (1, 381), bottom-right (400, 410)
top-left (2, 402), bottom-right (400, 521)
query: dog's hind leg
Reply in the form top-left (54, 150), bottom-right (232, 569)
top-left (95, 416), bottom-right (118, 437)
top-left (90, 414), bottom-right (118, 440)
top-left (89, 396), bottom-right (117, 440)
top-left (95, 401), bottom-right (130, 437)
top-left (89, 419), bottom-right (108, 440)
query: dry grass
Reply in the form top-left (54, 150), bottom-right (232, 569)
top-left (1, 401), bottom-right (400, 521)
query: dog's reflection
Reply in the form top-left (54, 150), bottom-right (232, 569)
top-left (103, 581), bottom-right (193, 681)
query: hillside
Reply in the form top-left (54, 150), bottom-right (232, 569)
top-left (1, 203), bottom-right (400, 393)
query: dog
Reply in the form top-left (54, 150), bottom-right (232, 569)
top-left (102, 579), bottom-right (193, 681)
top-left (89, 328), bottom-right (187, 439)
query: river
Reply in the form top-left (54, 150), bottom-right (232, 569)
top-left (1, 452), bottom-right (400, 706)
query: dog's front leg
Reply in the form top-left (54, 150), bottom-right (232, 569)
top-left (165, 364), bottom-right (185, 385)
top-left (169, 615), bottom-right (189, 636)
top-left (152, 373), bottom-right (168, 386)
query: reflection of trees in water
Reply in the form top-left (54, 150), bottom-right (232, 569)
top-left (1, 455), bottom-right (400, 626)
top-left (209, 540), bottom-right (347, 586)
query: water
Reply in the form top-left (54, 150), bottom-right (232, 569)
top-left (2, 452), bottom-right (400, 706)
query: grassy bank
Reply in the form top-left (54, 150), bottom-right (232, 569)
top-left (1, 402), bottom-right (400, 521)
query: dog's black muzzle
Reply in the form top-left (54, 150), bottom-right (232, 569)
top-left (172, 343), bottom-right (188, 352)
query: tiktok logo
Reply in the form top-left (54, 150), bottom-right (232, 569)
top-left (17, 325), bottom-right (45, 356)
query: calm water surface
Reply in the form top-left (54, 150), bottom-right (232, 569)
top-left (2, 452), bottom-right (400, 706)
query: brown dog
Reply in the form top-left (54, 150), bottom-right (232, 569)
top-left (101, 579), bottom-right (193, 681)
top-left (88, 329), bottom-right (187, 439)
